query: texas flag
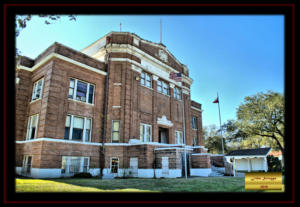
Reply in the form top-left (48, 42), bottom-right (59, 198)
top-left (213, 97), bottom-right (219, 103)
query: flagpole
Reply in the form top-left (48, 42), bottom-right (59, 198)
top-left (182, 95), bottom-right (187, 179)
top-left (217, 92), bottom-right (225, 155)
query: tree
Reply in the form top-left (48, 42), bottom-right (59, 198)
top-left (15, 15), bottom-right (76, 57)
top-left (236, 91), bottom-right (284, 156)
top-left (204, 125), bottom-right (227, 154)
top-left (16, 15), bottom-right (76, 37)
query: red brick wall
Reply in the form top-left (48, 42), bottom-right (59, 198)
top-left (192, 154), bottom-right (211, 168)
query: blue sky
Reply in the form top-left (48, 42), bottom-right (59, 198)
top-left (16, 15), bottom-right (284, 127)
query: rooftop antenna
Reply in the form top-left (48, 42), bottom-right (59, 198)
top-left (120, 22), bottom-right (122, 32)
top-left (160, 19), bottom-right (162, 43)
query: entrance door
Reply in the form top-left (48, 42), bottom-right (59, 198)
top-left (159, 127), bottom-right (168, 144)
top-left (130, 157), bottom-right (138, 177)
top-left (22, 155), bottom-right (32, 176)
top-left (162, 157), bottom-right (169, 176)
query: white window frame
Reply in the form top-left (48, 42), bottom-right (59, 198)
top-left (140, 123), bottom-right (152, 142)
top-left (174, 87), bottom-right (182, 100)
top-left (26, 114), bottom-right (39, 140)
top-left (193, 137), bottom-right (198, 146)
top-left (68, 78), bottom-right (95, 105)
top-left (111, 120), bottom-right (121, 143)
top-left (21, 155), bottom-right (33, 175)
top-left (61, 156), bottom-right (90, 175)
top-left (64, 114), bottom-right (92, 142)
top-left (31, 78), bottom-right (44, 102)
top-left (175, 131), bottom-right (183, 144)
top-left (110, 157), bottom-right (119, 174)
top-left (157, 79), bottom-right (169, 96)
top-left (140, 71), bottom-right (152, 89)
top-left (192, 116), bottom-right (198, 130)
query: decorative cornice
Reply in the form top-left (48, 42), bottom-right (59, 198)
top-left (16, 53), bottom-right (107, 76)
top-left (157, 115), bottom-right (173, 127)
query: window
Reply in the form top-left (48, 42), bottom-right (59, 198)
top-left (21, 155), bottom-right (32, 175)
top-left (111, 158), bottom-right (119, 173)
top-left (61, 156), bottom-right (89, 175)
top-left (111, 120), bottom-right (120, 143)
top-left (175, 131), bottom-right (183, 144)
top-left (26, 114), bottom-right (39, 140)
top-left (141, 71), bottom-right (152, 88)
top-left (31, 78), bottom-right (44, 101)
top-left (64, 115), bottom-right (92, 142)
top-left (68, 78), bottom-right (95, 104)
top-left (192, 116), bottom-right (198, 129)
top-left (157, 80), bottom-right (169, 95)
top-left (140, 123), bottom-right (152, 142)
top-left (193, 137), bottom-right (198, 146)
top-left (174, 87), bottom-right (182, 100)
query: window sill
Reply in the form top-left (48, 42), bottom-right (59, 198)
top-left (140, 84), bottom-right (153, 90)
top-left (30, 98), bottom-right (42, 104)
top-left (68, 98), bottom-right (94, 106)
top-left (157, 91), bottom-right (170, 97)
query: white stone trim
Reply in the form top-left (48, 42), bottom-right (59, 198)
top-left (190, 168), bottom-right (212, 177)
top-left (152, 75), bottom-right (159, 81)
top-left (210, 154), bottom-right (224, 157)
top-left (131, 64), bottom-right (142, 73)
top-left (154, 147), bottom-right (191, 151)
top-left (225, 155), bottom-right (267, 159)
top-left (112, 106), bottom-right (121, 108)
top-left (113, 83), bottom-right (122, 86)
top-left (192, 153), bottom-right (211, 156)
top-left (16, 138), bottom-right (102, 146)
top-left (16, 167), bottom-right (101, 178)
top-left (108, 45), bottom-right (193, 85)
top-left (191, 106), bottom-right (203, 112)
top-left (182, 89), bottom-right (190, 95)
top-left (157, 115), bottom-right (173, 127)
top-left (16, 53), bottom-right (107, 76)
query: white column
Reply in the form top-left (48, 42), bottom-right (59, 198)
top-left (247, 158), bottom-right (251, 172)
top-left (264, 157), bottom-right (268, 172)
top-left (233, 158), bottom-right (236, 177)
top-left (69, 115), bottom-right (74, 140)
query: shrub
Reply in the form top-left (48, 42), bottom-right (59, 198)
top-left (72, 172), bottom-right (92, 178)
top-left (267, 155), bottom-right (282, 172)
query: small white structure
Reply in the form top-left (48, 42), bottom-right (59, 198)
top-left (225, 147), bottom-right (272, 174)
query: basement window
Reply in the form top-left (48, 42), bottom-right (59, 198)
top-left (68, 78), bottom-right (95, 104)
top-left (61, 156), bottom-right (89, 175)
top-left (111, 158), bottom-right (119, 174)
top-left (26, 114), bottom-right (39, 140)
top-left (64, 114), bottom-right (92, 142)
top-left (31, 78), bottom-right (44, 101)
top-left (21, 155), bottom-right (32, 175)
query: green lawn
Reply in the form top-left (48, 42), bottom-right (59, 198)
top-left (16, 177), bottom-right (245, 192)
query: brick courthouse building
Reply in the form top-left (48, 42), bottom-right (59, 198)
top-left (15, 32), bottom-right (211, 178)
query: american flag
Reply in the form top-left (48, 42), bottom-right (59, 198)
top-left (169, 72), bottom-right (182, 82)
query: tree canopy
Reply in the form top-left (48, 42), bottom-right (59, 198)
top-left (235, 91), bottom-right (284, 154)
